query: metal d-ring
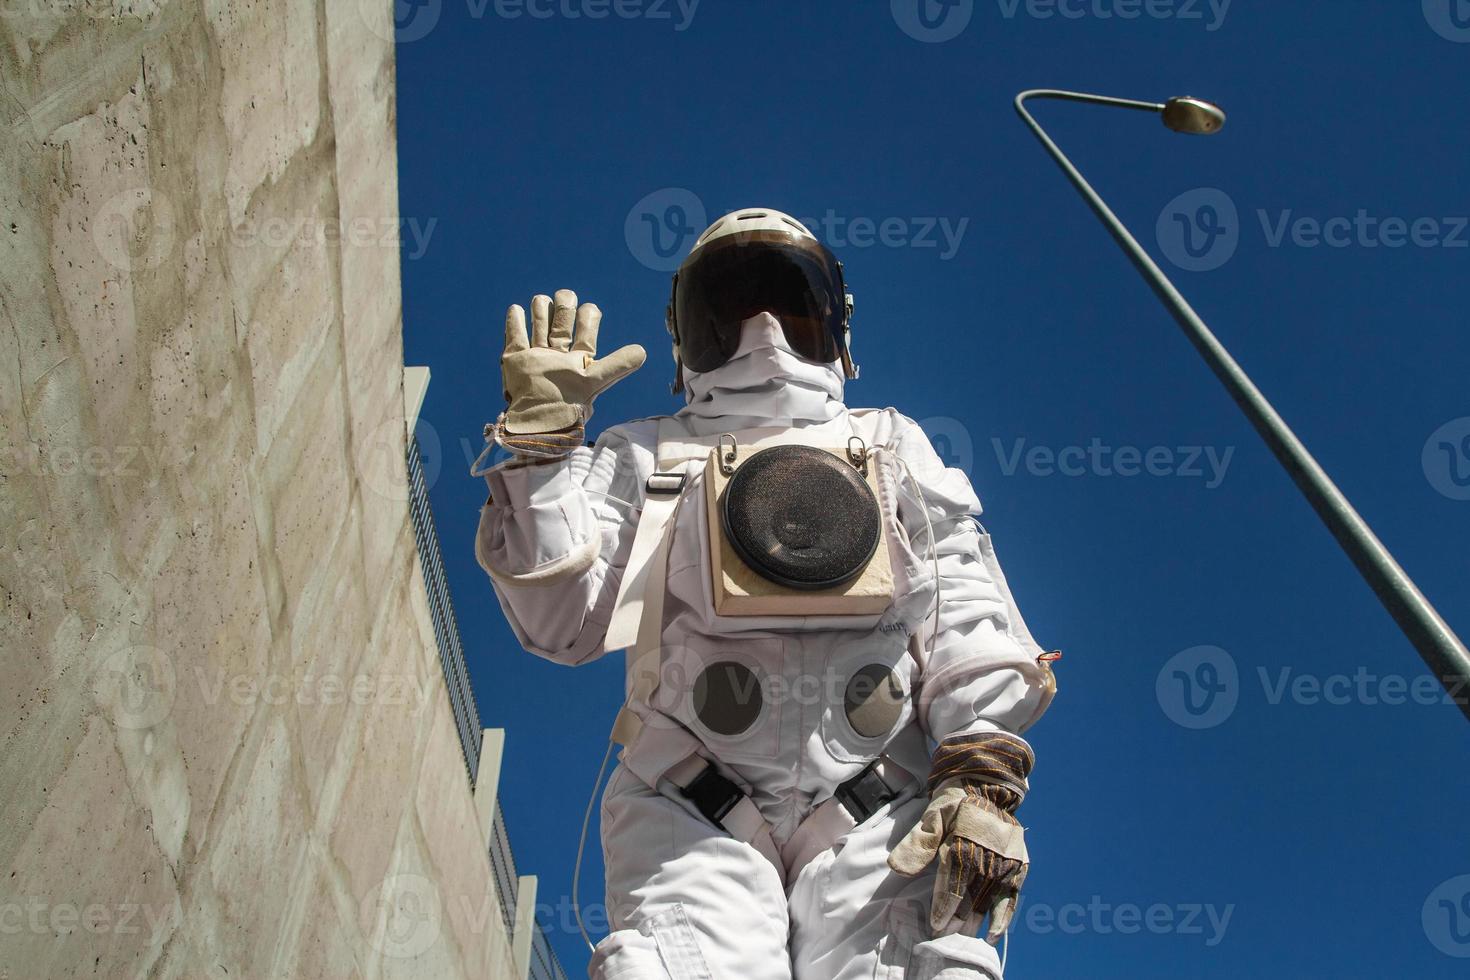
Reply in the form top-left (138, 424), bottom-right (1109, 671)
top-left (847, 436), bottom-right (869, 474)
top-left (719, 433), bottom-right (738, 476)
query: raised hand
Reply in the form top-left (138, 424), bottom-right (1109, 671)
top-left (497, 289), bottom-right (646, 458)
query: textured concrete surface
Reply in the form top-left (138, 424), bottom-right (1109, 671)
top-left (0, 4), bottom-right (514, 976)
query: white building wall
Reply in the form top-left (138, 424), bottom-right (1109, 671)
top-left (1, 4), bottom-right (519, 976)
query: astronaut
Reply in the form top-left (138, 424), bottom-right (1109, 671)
top-left (475, 209), bottom-right (1056, 979)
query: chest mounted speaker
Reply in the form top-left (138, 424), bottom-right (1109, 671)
top-left (704, 434), bottom-right (895, 618)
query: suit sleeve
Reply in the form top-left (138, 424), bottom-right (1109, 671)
top-left (474, 420), bottom-right (655, 665)
top-left (888, 413), bottom-right (1056, 742)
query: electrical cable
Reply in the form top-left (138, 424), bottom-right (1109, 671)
top-left (572, 740), bottom-right (616, 953)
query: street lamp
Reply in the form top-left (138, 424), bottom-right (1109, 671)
top-left (1015, 88), bottom-right (1470, 721)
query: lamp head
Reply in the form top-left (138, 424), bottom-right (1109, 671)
top-left (1162, 96), bottom-right (1226, 135)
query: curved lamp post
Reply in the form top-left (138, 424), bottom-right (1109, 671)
top-left (1015, 88), bottom-right (1470, 721)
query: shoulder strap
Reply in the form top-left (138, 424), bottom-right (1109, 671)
top-left (604, 418), bottom-right (698, 652)
top-left (654, 424), bottom-right (825, 468)
top-left (610, 493), bottom-right (681, 746)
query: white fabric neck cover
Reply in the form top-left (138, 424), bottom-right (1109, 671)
top-left (677, 312), bottom-right (846, 435)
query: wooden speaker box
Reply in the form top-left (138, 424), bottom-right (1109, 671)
top-left (704, 443), bottom-right (895, 618)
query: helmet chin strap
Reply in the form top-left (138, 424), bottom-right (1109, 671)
top-left (666, 293), bottom-right (686, 394)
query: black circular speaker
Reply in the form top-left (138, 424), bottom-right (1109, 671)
top-left (720, 445), bottom-right (881, 590)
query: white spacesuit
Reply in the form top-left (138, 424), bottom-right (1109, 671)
top-left (476, 210), bottom-right (1056, 979)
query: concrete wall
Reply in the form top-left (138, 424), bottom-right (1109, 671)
top-left (1, 3), bottom-right (515, 976)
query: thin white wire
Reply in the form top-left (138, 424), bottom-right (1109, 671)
top-left (468, 437), bottom-right (637, 511)
top-left (588, 488), bottom-right (638, 510)
top-left (469, 437), bottom-right (500, 477)
top-left (573, 740), bottom-right (616, 953)
top-left (895, 456), bottom-right (942, 665)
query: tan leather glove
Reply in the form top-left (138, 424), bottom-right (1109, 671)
top-left (888, 732), bottom-right (1034, 943)
top-left (497, 289), bottom-right (646, 458)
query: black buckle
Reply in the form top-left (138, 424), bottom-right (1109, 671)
top-left (834, 761), bottom-right (898, 823)
top-left (681, 765), bottom-right (743, 826)
top-left (645, 472), bottom-right (687, 495)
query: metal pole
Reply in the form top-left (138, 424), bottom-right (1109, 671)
top-left (1015, 89), bottom-right (1470, 720)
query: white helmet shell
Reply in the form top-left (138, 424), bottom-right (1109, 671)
top-left (689, 208), bottom-right (818, 254)
top-left (667, 206), bottom-right (856, 393)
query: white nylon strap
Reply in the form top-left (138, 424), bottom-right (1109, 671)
top-left (653, 424), bottom-right (812, 469)
top-left (623, 722), bottom-right (705, 790)
top-left (606, 417), bottom-right (755, 653)
top-left (627, 726), bottom-right (786, 886)
top-left (606, 419), bottom-right (700, 653)
top-left (780, 756), bottom-right (917, 880)
top-left (663, 753), bottom-right (708, 787)
top-left (725, 798), bottom-right (785, 881)
top-left (609, 499), bottom-right (678, 746)
top-left (666, 758), bottom-right (783, 885)
top-left (780, 798), bottom-right (854, 880)
top-left (605, 486), bottom-right (681, 654)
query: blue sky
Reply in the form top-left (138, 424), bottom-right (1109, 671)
top-left (393, 1), bottom-right (1470, 974)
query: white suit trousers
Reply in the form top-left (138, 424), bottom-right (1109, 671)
top-left (590, 765), bottom-right (1005, 980)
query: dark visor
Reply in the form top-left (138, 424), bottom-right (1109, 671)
top-left (673, 231), bottom-right (847, 374)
